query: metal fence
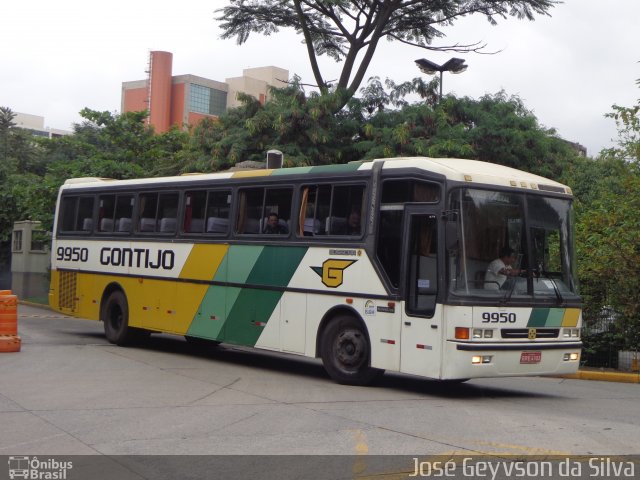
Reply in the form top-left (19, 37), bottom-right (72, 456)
top-left (581, 308), bottom-right (637, 370)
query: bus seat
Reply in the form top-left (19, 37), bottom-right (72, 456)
top-left (116, 217), bottom-right (132, 232)
top-left (243, 218), bottom-right (260, 234)
top-left (159, 217), bottom-right (177, 233)
top-left (326, 216), bottom-right (346, 235)
top-left (82, 218), bottom-right (93, 232)
top-left (139, 217), bottom-right (156, 232)
top-left (206, 217), bottom-right (229, 233)
top-left (188, 218), bottom-right (204, 233)
top-left (304, 218), bottom-right (323, 235)
top-left (99, 218), bottom-right (113, 232)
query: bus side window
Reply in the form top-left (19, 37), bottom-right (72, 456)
top-left (184, 191), bottom-right (206, 233)
top-left (263, 188), bottom-right (292, 235)
top-left (298, 184), bottom-right (364, 237)
top-left (115, 195), bottom-right (134, 233)
top-left (236, 189), bottom-right (263, 234)
top-left (59, 197), bottom-right (77, 232)
top-left (205, 190), bottom-right (231, 235)
top-left (328, 185), bottom-right (365, 236)
top-left (98, 195), bottom-right (115, 232)
top-left (59, 196), bottom-right (95, 234)
top-left (75, 197), bottom-right (94, 232)
top-left (299, 186), bottom-right (328, 236)
top-left (236, 187), bottom-right (291, 235)
top-left (138, 193), bottom-right (158, 232)
top-left (158, 193), bottom-right (179, 233)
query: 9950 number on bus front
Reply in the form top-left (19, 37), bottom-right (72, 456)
top-left (481, 312), bottom-right (517, 323)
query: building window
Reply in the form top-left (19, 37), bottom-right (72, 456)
top-left (30, 230), bottom-right (47, 252)
top-left (13, 230), bottom-right (23, 252)
top-left (189, 84), bottom-right (227, 116)
top-left (209, 89), bottom-right (227, 116)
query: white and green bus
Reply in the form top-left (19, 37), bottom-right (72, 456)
top-left (49, 157), bottom-right (582, 385)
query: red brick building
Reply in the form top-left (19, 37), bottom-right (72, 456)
top-left (121, 51), bottom-right (288, 133)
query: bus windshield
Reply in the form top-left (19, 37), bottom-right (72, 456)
top-left (447, 188), bottom-right (579, 303)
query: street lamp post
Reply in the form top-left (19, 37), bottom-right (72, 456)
top-left (415, 57), bottom-right (468, 102)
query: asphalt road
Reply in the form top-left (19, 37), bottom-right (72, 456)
top-left (2, 304), bottom-right (640, 460)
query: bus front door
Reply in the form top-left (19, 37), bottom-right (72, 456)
top-left (400, 208), bottom-right (443, 379)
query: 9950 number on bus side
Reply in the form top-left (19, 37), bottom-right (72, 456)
top-left (481, 312), bottom-right (516, 323)
top-left (56, 246), bottom-right (89, 262)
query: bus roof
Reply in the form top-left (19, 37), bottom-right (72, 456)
top-left (61, 157), bottom-right (570, 195)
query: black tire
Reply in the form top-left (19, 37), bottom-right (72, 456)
top-left (102, 290), bottom-right (146, 345)
top-left (320, 315), bottom-right (383, 386)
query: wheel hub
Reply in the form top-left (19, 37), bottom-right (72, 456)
top-left (336, 330), bottom-right (365, 367)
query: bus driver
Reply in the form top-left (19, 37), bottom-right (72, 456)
top-left (484, 246), bottom-right (524, 290)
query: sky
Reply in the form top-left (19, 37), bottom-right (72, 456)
top-left (3, 0), bottom-right (639, 158)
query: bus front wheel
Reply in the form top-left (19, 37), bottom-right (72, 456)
top-left (102, 290), bottom-right (146, 345)
top-left (320, 315), bottom-right (383, 386)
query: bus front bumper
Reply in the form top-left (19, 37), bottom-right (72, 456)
top-left (443, 341), bottom-right (583, 379)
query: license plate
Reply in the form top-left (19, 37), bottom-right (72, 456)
top-left (520, 351), bottom-right (541, 364)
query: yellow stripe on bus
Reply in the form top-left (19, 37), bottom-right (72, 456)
top-left (179, 244), bottom-right (229, 281)
top-left (561, 308), bottom-right (580, 327)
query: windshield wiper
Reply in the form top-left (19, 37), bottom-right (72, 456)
top-left (500, 272), bottom-right (520, 306)
top-left (536, 263), bottom-right (565, 306)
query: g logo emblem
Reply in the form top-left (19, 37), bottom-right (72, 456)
top-left (311, 259), bottom-right (357, 288)
top-left (528, 328), bottom-right (537, 340)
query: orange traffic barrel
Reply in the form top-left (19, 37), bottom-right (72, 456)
top-left (0, 335), bottom-right (21, 353)
top-left (0, 290), bottom-right (11, 295)
top-left (0, 293), bottom-right (18, 336)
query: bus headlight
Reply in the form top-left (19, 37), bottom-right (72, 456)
top-left (473, 329), bottom-right (493, 339)
top-left (563, 328), bottom-right (580, 338)
top-left (563, 353), bottom-right (580, 361)
top-left (472, 355), bottom-right (493, 364)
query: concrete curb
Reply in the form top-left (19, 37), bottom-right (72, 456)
top-left (559, 370), bottom-right (640, 384)
top-left (18, 300), bottom-right (52, 310)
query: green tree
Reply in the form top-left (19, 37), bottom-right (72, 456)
top-left (192, 80), bottom-right (362, 170)
top-left (0, 106), bottom-right (48, 273)
top-left (0, 107), bottom-right (17, 130)
top-left (603, 98), bottom-right (640, 162)
top-left (567, 83), bottom-right (640, 355)
top-left (351, 88), bottom-right (575, 177)
top-left (190, 77), bottom-right (575, 178)
top-left (43, 108), bottom-right (190, 183)
top-left (217, 0), bottom-right (557, 110)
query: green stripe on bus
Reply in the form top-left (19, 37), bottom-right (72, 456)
top-left (186, 246), bottom-right (263, 340)
top-left (527, 308), bottom-right (549, 327)
top-left (223, 246), bottom-right (308, 346)
top-left (545, 308), bottom-right (565, 327)
top-left (187, 246), bottom-right (308, 345)
top-left (246, 246), bottom-right (308, 287)
top-left (527, 308), bottom-right (566, 328)
top-left (271, 166), bottom-right (314, 176)
top-left (186, 286), bottom-right (227, 339)
top-left (308, 163), bottom-right (363, 174)
top-left (225, 246), bottom-right (264, 283)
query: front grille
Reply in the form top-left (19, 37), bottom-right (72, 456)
top-left (501, 328), bottom-right (559, 339)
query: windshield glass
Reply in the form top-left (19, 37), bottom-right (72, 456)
top-left (447, 188), bottom-right (579, 303)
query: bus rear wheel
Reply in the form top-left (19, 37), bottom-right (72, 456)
top-left (102, 290), bottom-right (146, 345)
top-left (320, 315), bottom-right (382, 386)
